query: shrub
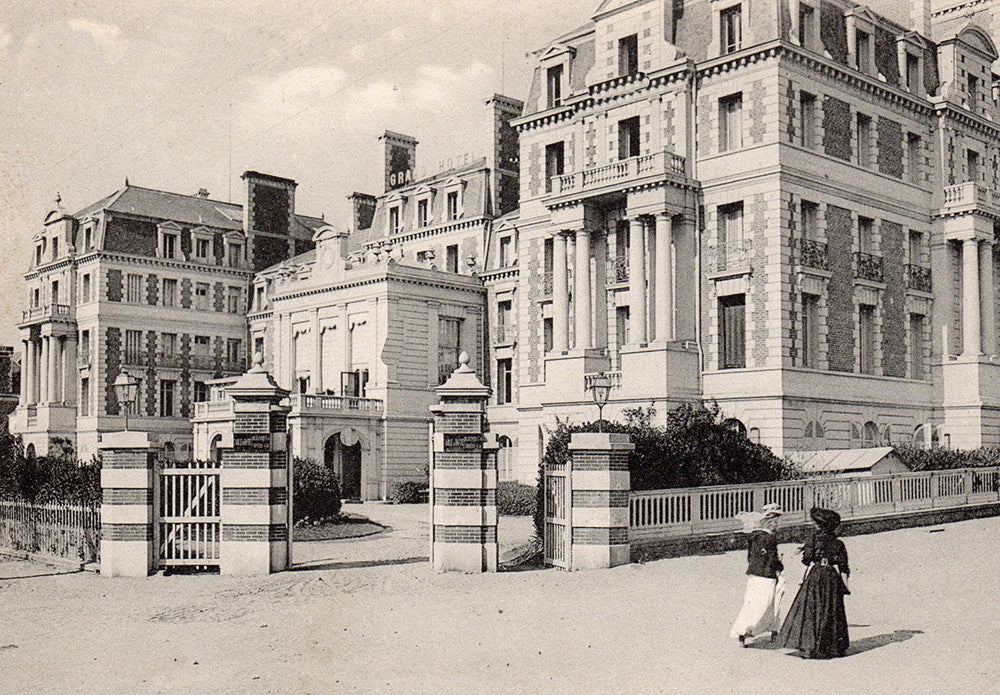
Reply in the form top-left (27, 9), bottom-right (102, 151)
top-left (496, 481), bottom-right (536, 516)
top-left (893, 445), bottom-right (995, 471)
top-left (292, 457), bottom-right (341, 523)
top-left (387, 480), bottom-right (428, 504)
top-left (0, 435), bottom-right (101, 504)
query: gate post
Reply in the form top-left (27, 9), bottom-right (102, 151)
top-left (568, 432), bottom-right (632, 570)
top-left (99, 431), bottom-right (156, 577)
top-left (429, 351), bottom-right (498, 573)
top-left (219, 355), bottom-right (291, 575)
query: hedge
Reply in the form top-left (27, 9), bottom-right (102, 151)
top-left (497, 481), bottom-right (536, 516)
top-left (292, 457), bottom-right (341, 523)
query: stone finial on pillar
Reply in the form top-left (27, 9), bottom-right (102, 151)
top-left (568, 432), bottom-right (632, 570)
top-left (219, 353), bottom-right (292, 575)
top-left (100, 431), bottom-right (155, 577)
top-left (429, 351), bottom-right (498, 573)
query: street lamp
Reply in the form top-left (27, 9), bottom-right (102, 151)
top-left (113, 372), bottom-right (139, 431)
top-left (587, 372), bottom-right (613, 433)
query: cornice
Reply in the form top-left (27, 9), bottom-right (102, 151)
top-left (382, 216), bottom-right (489, 245)
top-left (269, 269), bottom-right (486, 303)
top-left (95, 251), bottom-right (252, 277)
top-left (933, 101), bottom-right (1000, 138)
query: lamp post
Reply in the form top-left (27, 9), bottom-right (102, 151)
top-left (112, 372), bottom-right (139, 431)
top-left (587, 372), bottom-right (613, 433)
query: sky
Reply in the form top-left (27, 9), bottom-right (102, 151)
top-left (0, 0), bottom-right (589, 349)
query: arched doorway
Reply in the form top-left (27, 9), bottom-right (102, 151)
top-left (162, 442), bottom-right (175, 461)
top-left (25, 443), bottom-right (35, 460)
top-left (325, 430), bottom-right (363, 501)
top-left (210, 434), bottom-right (222, 464)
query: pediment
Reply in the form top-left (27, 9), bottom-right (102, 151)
top-left (411, 184), bottom-right (434, 198)
top-left (540, 42), bottom-right (575, 63)
top-left (845, 6), bottom-right (879, 25)
top-left (221, 229), bottom-right (246, 241)
top-left (157, 220), bottom-right (183, 232)
top-left (311, 224), bottom-right (348, 243)
top-left (441, 176), bottom-right (466, 190)
top-left (957, 23), bottom-right (998, 60)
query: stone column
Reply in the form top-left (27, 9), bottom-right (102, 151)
top-left (100, 431), bottom-right (156, 577)
top-left (575, 228), bottom-right (592, 350)
top-left (963, 237), bottom-right (982, 355)
top-left (21, 339), bottom-right (31, 404)
top-left (313, 311), bottom-right (323, 393)
top-left (219, 356), bottom-right (292, 575)
top-left (49, 336), bottom-right (59, 402)
top-left (63, 334), bottom-right (77, 404)
top-left (980, 241), bottom-right (996, 355)
top-left (654, 212), bottom-right (674, 342)
top-left (39, 336), bottom-right (49, 403)
top-left (568, 432), bottom-right (632, 570)
top-left (430, 351), bottom-right (498, 573)
top-left (628, 217), bottom-right (647, 344)
top-left (553, 232), bottom-right (569, 353)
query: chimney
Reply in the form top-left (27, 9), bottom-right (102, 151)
top-left (911, 0), bottom-right (931, 38)
top-left (379, 131), bottom-right (418, 192)
top-left (197, 188), bottom-right (210, 199)
top-left (484, 94), bottom-right (523, 216)
top-left (241, 170), bottom-right (298, 271)
top-left (347, 192), bottom-right (377, 233)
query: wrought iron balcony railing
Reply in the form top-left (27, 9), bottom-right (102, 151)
top-left (798, 239), bottom-right (829, 270)
top-left (715, 240), bottom-right (752, 272)
top-left (607, 255), bottom-right (629, 284)
top-left (854, 252), bottom-right (884, 282)
top-left (905, 264), bottom-right (932, 293)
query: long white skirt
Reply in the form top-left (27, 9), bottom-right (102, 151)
top-left (729, 575), bottom-right (779, 640)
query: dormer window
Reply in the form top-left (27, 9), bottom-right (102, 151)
top-left (968, 73), bottom-right (979, 112)
top-left (499, 235), bottom-right (514, 267)
top-left (618, 34), bottom-right (638, 76)
top-left (227, 241), bottom-right (243, 267)
top-left (446, 192), bottom-right (459, 221)
top-left (35, 239), bottom-right (45, 266)
top-left (856, 30), bottom-right (871, 73)
top-left (798, 4), bottom-right (816, 50)
top-left (907, 53), bottom-right (921, 92)
top-left (163, 233), bottom-right (177, 259)
top-left (389, 205), bottom-right (401, 234)
top-left (51, 237), bottom-right (59, 260)
top-left (83, 225), bottom-right (93, 250)
top-left (720, 5), bottom-right (742, 55)
top-left (192, 228), bottom-right (214, 263)
top-left (417, 198), bottom-right (429, 227)
top-left (547, 65), bottom-right (563, 108)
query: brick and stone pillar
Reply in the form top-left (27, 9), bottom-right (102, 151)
top-left (980, 240), bottom-right (995, 354)
top-left (430, 351), bottom-right (498, 573)
top-left (553, 232), bottom-right (569, 353)
top-left (568, 432), bottom-right (632, 570)
top-left (654, 212), bottom-right (674, 342)
top-left (963, 237), bottom-right (981, 354)
top-left (628, 217), bottom-right (647, 344)
top-left (100, 431), bottom-right (156, 577)
top-left (575, 228), bottom-right (592, 349)
top-left (219, 356), bottom-right (292, 575)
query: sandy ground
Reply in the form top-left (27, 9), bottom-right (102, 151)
top-left (1, 507), bottom-right (998, 695)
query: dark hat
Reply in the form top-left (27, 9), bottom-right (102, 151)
top-left (810, 507), bottom-right (841, 531)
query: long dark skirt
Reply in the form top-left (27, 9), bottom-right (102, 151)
top-left (777, 565), bottom-right (849, 659)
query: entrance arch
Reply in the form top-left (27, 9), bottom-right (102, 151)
top-left (209, 434), bottom-right (222, 464)
top-left (324, 430), bottom-right (363, 501)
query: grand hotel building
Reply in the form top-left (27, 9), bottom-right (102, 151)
top-left (15, 0), bottom-right (1000, 496)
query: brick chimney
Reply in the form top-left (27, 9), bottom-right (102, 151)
top-left (379, 131), bottom-right (417, 192)
top-left (911, 0), bottom-right (931, 38)
top-left (347, 192), bottom-right (377, 233)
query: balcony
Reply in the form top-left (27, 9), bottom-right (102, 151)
top-left (20, 304), bottom-right (73, 326)
top-left (714, 240), bottom-right (752, 273)
top-left (193, 398), bottom-right (234, 419)
top-left (854, 252), bottom-right (884, 283)
top-left (906, 264), bottom-right (932, 293)
top-left (941, 181), bottom-right (1000, 216)
top-left (797, 240), bottom-right (828, 270)
top-left (494, 324), bottom-right (514, 345)
top-left (607, 255), bottom-right (629, 284)
top-left (584, 371), bottom-right (622, 390)
top-left (552, 150), bottom-right (687, 199)
top-left (293, 393), bottom-right (384, 416)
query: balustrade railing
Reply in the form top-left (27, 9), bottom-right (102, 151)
top-left (798, 239), bottom-right (828, 270)
top-left (607, 255), bottom-right (629, 284)
top-left (941, 181), bottom-right (1000, 210)
top-left (584, 371), bottom-right (622, 390)
top-left (854, 252), bottom-right (884, 282)
top-left (21, 304), bottom-right (73, 323)
top-left (905, 264), bottom-right (932, 293)
top-left (629, 467), bottom-right (1000, 541)
top-left (554, 150), bottom-right (686, 195)
top-left (294, 393), bottom-right (384, 414)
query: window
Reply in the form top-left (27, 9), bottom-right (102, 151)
top-left (968, 73), bottom-right (978, 112)
top-left (417, 198), bottom-right (429, 227)
top-left (227, 242), bottom-right (242, 267)
top-left (162, 278), bottom-right (177, 307)
top-left (125, 329), bottom-right (143, 365)
top-left (35, 244), bottom-right (43, 266)
top-left (967, 149), bottom-right (979, 182)
top-left (389, 206), bottom-right (400, 234)
top-left (799, 4), bottom-right (815, 48)
top-left (720, 5), bottom-right (742, 54)
top-left (159, 380), bottom-right (176, 417)
top-left (80, 378), bottom-right (89, 417)
top-left (497, 358), bottom-right (512, 404)
top-left (801, 201), bottom-right (819, 240)
top-left (80, 330), bottom-right (90, 361)
top-left (858, 217), bottom-right (873, 254)
top-left (51, 280), bottom-right (59, 304)
top-left (618, 116), bottom-right (640, 160)
top-left (255, 286), bottom-right (265, 311)
top-left (195, 238), bottom-right (210, 259)
top-left (910, 314), bottom-right (925, 380)
top-left (499, 236), bottom-right (513, 267)
top-left (906, 53), bottom-right (920, 92)
top-left (543, 316), bottom-right (554, 352)
top-left (718, 202), bottom-right (745, 259)
top-left (856, 30), bottom-right (870, 73)
top-left (618, 34), bottom-right (638, 76)
top-left (859, 304), bottom-right (876, 374)
top-left (195, 283), bottom-right (210, 311)
top-left (227, 338), bottom-right (242, 365)
top-left (544, 142), bottom-right (564, 193)
top-left (799, 92), bottom-right (816, 148)
top-left (497, 300), bottom-right (512, 341)
top-left (162, 233), bottom-right (177, 259)
top-left (194, 381), bottom-right (209, 403)
top-left (126, 274), bottom-right (144, 303)
top-left (162, 333), bottom-right (177, 356)
top-left (719, 294), bottom-right (746, 369)
top-left (253, 336), bottom-right (264, 357)
top-left (52, 238), bottom-right (59, 259)
top-left (83, 227), bottom-right (92, 250)
top-left (194, 335), bottom-right (210, 356)
top-left (32, 288), bottom-right (40, 307)
top-left (802, 293), bottom-right (820, 368)
top-left (615, 306), bottom-right (629, 350)
top-left (856, 114), bottom-right (872, 168)
top-left (719, 93), bottom-right (743, 152)
top-left (81, 274), bottom-right (92, 303)
top-left (907, 133), bottom-right (922, 184)
top-left (227, 286), bottom-right (242, 313)
top-left (909, 231), bottom-right (923, 265)
top-left (446, 244), bottom-right (459, 273)
top-left (546, 64), bottom-right (563, 109)
top-left (438, 317), bottom-right (462, 384)
top-left (446, 191), bottom-right (460, 220)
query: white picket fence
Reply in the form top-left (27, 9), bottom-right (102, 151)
top-left (629, 467), bottom-right (1000, 541)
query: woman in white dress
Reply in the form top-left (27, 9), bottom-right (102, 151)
top-left (729, 503), bottom-right (784, 646)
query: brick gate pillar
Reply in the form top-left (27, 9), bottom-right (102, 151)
top-left (100, 431), bottom-right (156, 577)
top-left (568, 432), bottom-right (632, 570)
top-left (219, 355), bottom-right (292, 575)
top-left (430, 351), bottom-right (498, 573)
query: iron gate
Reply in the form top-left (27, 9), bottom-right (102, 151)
top-left (158, 459), bottom-right (221, 568)
top-left (543, 459), bottom-right (571, 568)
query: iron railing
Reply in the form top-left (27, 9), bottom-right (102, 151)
top-left (854, 252), bottom-right (884, 282)
top-left (906, 264), bottom-right (932, 293)
top-left (798, 239), bottom-right (828, 270)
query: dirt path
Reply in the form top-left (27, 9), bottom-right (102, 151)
top-left (2, 515), bottom-right (998, 694)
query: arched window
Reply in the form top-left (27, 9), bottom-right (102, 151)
top-left (723, 418), bottom-right (747, 437)
top-left (162, 442), bottom-right (175, 461)
top-left (497, 436), bottom-right (514, 481)
top-left (25, 443), bottom-right (35, 460)
top-left (862, 421), bottom-right (878, 447)
top-left (209, 434), bottom-right (222, 464)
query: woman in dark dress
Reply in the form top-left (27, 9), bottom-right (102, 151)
top-left (777, 507), bottom-right (850, 659)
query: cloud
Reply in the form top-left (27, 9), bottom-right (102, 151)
top-left (68, 19), bottom-right (126, 61)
